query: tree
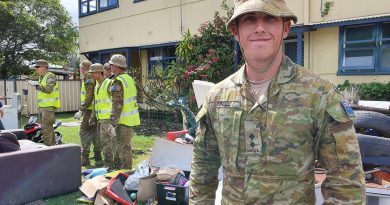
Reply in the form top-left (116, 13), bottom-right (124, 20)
top-left (140, 0), bottom-right (235, 111)
top-left (0, 0), bottom-right (78, 78)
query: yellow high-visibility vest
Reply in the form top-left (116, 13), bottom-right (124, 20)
top-left (81, 76), bottom-right (94, 110)
top-left (94, 78), bottom-right (112, 120)
top-left (115, 74), bottom-right (140, 126)
top-left (37, 72), bottom-right (60, 108)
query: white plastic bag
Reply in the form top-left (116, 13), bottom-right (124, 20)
top-left (124, 160), bottom-right (149, 190)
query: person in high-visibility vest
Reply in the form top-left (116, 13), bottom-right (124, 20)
top-left (108, 54), bottom-right (140, 169)
top-left (74, 60), bottom-right (102, 166)
top-left (90, 63), bottom-right (114, 168)
top-left (103, 63), bottom-right (115, 79)
top-left (27, 59), bottom-right (60, 146)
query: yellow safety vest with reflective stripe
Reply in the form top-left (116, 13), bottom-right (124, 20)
top-left (37, 72), bottom-right (60, 108)
top-left (95, 78), bottom-right (112, 120)
top-left (81, 77), bottom-right (94, 110)
top-left (115, 74), bottom-right (140, 126)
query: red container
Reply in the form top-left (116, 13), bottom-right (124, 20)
top-left (106, 172), bottom-right (137, 205)
top-left (166, 130), bottom-right (188, 141)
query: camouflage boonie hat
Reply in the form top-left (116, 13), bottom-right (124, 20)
top-left (109, 54), bottom-right (126, 69)
top-left (79, 60), bottom-right (92, 68)
top-left (88, 63), bottom-right (104, 73)
top-left (227, 0), bottom-right (298, 30)
top-left (103, 63), bottom-right (111, 70)
top-left (34, 59), bottom-right (48, 68)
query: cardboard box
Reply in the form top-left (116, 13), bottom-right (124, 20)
top-left (192, 80), bottom-right (215, 108)
top-left (136, 138), bottom-right (194, 202)
top-left (80, 175), bottom-right (110, 199)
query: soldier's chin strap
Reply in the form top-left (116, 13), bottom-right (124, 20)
top-left (236, 18), bottom-right (285, 73)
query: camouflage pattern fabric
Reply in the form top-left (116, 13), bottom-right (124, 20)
top-left (109, 79), bottom-right (123, 126)
top-left (81, 73), bottom-right (96, 111)
top-left (36, 73), bottom-right (57, 93)
top-left (80, 109), bottom-right (101, 162)
top-left (98, 119), bottom-right (114, 168)
top-left (113, 124), bottom-right (133, 169)
top-left (39, 107), bottom-right (55, 146)
top-left (36, 73), bottom-right (57, 146)
top-left (189, 56), bottom-right (365, 205)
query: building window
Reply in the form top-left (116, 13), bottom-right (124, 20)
top-left (99, 0), bottom-right (118, 11)
top-left (148, 46), bottom-right (176, 78)
top-left (79, 0), bottom-right (118, 17)
top-left (339, 22), bottom-right (390, 75)
top-left (284, 34), bottom-right (304, 66)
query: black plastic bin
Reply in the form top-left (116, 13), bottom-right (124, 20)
top-left (156, 171), bottom-right (190, 205)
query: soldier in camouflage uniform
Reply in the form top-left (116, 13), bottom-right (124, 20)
top-left (103, 62), bottom-right (115, 79)
top-left (108, 54), bottom-right (140, 169)
top-left (75, 60), bottom-right (102, 166)
top-left (28, 60), bottom-right (60, 146)
top-left (90, 63), bottom-right (114, 168)
top-left (189, 0), bottom-right (365, 204)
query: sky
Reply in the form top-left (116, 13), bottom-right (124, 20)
top-left (60, 0), bottom-right (78, 26)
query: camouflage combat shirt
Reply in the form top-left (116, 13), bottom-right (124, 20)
top-left (109, 75), bottom-right (124, 126)
top-left (81, 73), bottom-right (96, 111)
top-left (37, 72), bottom-right (57, 94)
top-left (190, 56), bottom-right (365, 205)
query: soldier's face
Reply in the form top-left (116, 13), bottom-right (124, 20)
top-left (232, 12), bottom-right (291, 64)
top-left (90, 72), bottom-right (100, 81)
top-left (79, 66), bottom-right (88, 75)
top-left (111, 64), bottom-right (120, 75)
top-left (104, 68), bottom-right (112, 78)
top-left (36, 66), bottom-right (47, 76)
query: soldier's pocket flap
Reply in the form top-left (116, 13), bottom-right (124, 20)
top-left (326, 101), bottom-right (352, 123)
top-left (330, 122), bottom-right (360, 164)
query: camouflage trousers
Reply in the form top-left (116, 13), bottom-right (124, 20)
top-left (39, 107), bottom-right (55, 146)
top-left (113, 124), bottom-right (133, 169)
top-left (98, 119), bottom-right (114, 168)
top-left (80, 109), bottom-right (101, 160)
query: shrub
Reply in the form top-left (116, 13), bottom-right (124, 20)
top-left (337, 80), bottom-right (390, 101)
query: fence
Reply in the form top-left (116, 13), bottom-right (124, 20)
top-left (1, 79), bottom-right (81, 115)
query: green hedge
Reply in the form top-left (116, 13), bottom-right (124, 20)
top-left (337, 80), bottom-right (390, 101)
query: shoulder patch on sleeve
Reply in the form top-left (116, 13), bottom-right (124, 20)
top-left (85, 79), bottom-right (92, 84)
top-left (110, 85), bottom-right (117, 92)
top-left (326, 101), bottom-right (353, 123)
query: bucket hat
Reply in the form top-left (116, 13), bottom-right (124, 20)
top-left (79, 60), bottom-right (92, 69)
top-left (34, 59), bottom-right (48, 68)
top-left (109, 54), bottom-right (126, 69)
top-left (227, 0), bottom-right (298, 30)
top-left (88, 63), bottom-right (104, 73)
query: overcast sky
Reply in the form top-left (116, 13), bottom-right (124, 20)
top-left (60, 0), bottom-right (78, 26)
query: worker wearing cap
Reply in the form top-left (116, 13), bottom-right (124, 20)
top-left (189, 0), bottom-right (365, 204)
top-left (27, 59), bottom-right (60, 146)
top-left (89, 63), bottom-right (114, 168)
top-left (103, 62), bottom-right (115, 79)
top-left (108, 54), bottom-right (140, 169)
top-left (74, 60), bottom-right (102, 166)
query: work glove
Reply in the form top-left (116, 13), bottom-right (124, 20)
top-left (107, 124), bottom-right (116, 137)
top-left (74, 110), bottom-right (83, 120)
top-left (27, 80), bottom-right (39, 86)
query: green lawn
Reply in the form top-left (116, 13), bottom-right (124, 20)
top-left (42, 112), bottom-right (157, 205)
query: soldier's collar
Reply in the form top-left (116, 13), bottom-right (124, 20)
top-left (230, 55), bottom-right (296, 86)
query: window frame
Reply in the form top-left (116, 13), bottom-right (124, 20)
top-left (98, 0), bottom-right (119, 12)
top-left (147, 45), bottom-right (177, 79)
top-left (338, 22), bottom-right (390, 75)
top-left (79, 0), bottom-right (118, 17)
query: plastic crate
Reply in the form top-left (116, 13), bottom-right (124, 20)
top-left (106, 172), bottom-right (137, 205)
top-left (156, 171), bottom-right (190, 205)
top-left (166, 130), bottom-right (188, 141)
